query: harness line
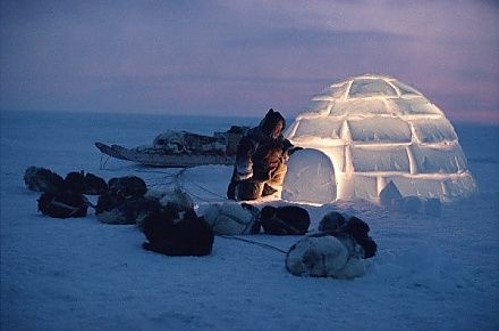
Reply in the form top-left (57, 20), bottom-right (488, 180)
top-left (220, 235), bottom-right (288, 254)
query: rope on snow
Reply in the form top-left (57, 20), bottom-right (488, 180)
top-left (97, 151), bottom-right (227, 202)
top-left (220, 235), bottom-right (288, 254)
top-left (99, 153), bottom-right (111, 169)
top-left (96, 154), bottom-right (292, 255)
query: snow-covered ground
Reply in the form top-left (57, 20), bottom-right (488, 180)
top-left (1, 110), bottom-right (498, 331)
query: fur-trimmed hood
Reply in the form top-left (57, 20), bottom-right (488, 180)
top-left (258, 109), bottom-right (286, 139)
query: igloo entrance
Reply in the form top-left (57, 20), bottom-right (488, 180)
top-left (281, 74), bottom-right (477, 204)
top-left (281, 149), bottom-right (337, 204)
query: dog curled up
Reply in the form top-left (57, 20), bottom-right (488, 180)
top-left (140, 205), bottom-right (214, 257)
top-left (259, 205), bottom-right (310, 235)
top-left (24, 166), bottom-right (108, 195)
top-left (26, 166), bottom-right (107, 219)
top-left (24, 166), bottom-right (65, 194)
top-left (318, 212), bottom-right (377, 259)
top-left (63, 171), bottom-right (108, 195)
top-left (285, 212), bottom-right (377, 279)
top-left (202, 202), bottom-right (261, 235)
top-left (95, 176), bottom-right (151, 225)
top-left (38, 192), bottom-right (88, 218)
top-left (286, 233), bottom-right (367, 279)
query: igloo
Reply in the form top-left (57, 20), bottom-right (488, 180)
top-left (282, 74), bottom-right (477, 204)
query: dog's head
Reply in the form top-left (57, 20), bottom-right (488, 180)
top-left (318, 211), bottom-right (346, 234)
top-left (343, 217), bottom-right (370, 240)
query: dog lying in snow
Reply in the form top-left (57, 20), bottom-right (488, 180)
top-left (202, 203), bottom-right (310, 236)
top-left (96, 194), bottom-right (159, 225)
top-left (141, 206), bottom-right (214, 257)
top-left (37, 192), bottom-right (89, 218)
top-left (286, 212), bottom-right (377, 279)
top-left (24, 166), bottom-right (65, 193)
top-left (202, 202), bottom-right (261, 235)
top-left (318, 212), bottom-right (377, 259)
top-left (286, 233), bottom-right (367, 279)
top-left (27, 167), bottom-right (107, 219)
top-left (24, 167), bottom-right (108, 195)
top-left (95, 181), bottom-right (213, 256)
top-left (107, 176), bottom-right (147, 198)
top-left (63, 171), bottom-right (108, 195)
top-left (259, 205), bottom-right (310, 235)
top-left (95, 176), bottom-right (152, 225)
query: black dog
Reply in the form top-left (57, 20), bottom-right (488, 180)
top-left (318, 212), bottom-right (377, 259)
top-left (141, 207), bottom-right (214, 257)
top-left (95, 176), bottom-right (152, 225)
top-left (25, 167), bottom-right (108, 196)
top-left (24, 167), bottom-right (65, 194)
top-left (64, 171), bottom-right (108, 195)
top-left (38, 192), bottom-right (88, 218)
top-left (259, 205), bottom-right (310, 235)
top-left (108, 176), bottom-right (147, 198)
top-left (63, 171), bottom-right (86, 194)
top-left (96, 193), bottom-right (159, 225)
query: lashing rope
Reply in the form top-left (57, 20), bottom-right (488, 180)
top-left (220, 235), bottom-right (288, 254)
top-left (96, 163), bottom-right (292, 255)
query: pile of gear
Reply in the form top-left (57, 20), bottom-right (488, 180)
top-left (149, 130), bottom-right (226, 155)
top-left (25, 165), bottom-right (377, 279)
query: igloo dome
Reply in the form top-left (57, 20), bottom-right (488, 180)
top-left (282, 74), bottom-right (477, 204)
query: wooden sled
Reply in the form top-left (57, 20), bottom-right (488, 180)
top-left (95, 126), bottom-right (248, 168)
top-left (95, 142), bottom-right (236, 168)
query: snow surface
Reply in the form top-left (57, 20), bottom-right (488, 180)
top-left (1, 110), bottom-right (498, 331)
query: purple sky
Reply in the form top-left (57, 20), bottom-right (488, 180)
top-left (1, 1), bottom-right (498, 123)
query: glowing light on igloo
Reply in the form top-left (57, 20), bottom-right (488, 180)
top-left (282, 74), bottom-right (477, 204)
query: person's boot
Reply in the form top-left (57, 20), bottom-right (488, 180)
top-left (227, 181), bottom-right (237, 200)
top-left (262, 183), bottom-right (278, 197)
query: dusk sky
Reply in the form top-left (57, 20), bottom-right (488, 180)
top-left (1, 1), bottom-right (498, 123)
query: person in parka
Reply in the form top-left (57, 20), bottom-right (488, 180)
top-left (227, 109), bottom-right (298, 201)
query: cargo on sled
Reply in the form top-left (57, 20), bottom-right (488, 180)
top-left (95, 126), bottom-right (249, 168)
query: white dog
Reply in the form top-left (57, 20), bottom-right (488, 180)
top-left (285, 233), bottom-right (367, 279)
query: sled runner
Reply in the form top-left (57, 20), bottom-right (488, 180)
top-left (95, 126), bottom-right (249, 168)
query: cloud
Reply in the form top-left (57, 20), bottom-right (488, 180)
top-left (0, 0), bottom-right (497, 122)
top-left (222, 26), bottom-right (410, 48)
